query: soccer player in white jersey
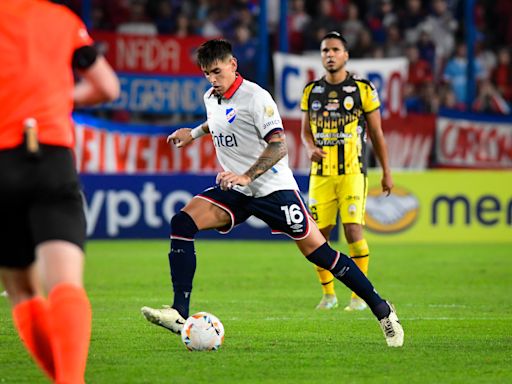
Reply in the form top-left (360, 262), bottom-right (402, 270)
top-left (140, 39), bottom-right (404, 347)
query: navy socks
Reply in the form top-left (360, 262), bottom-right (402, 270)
top-left (306, 242), bottom-right (389, 318)
top-left (169, 211), bottom-right (198, 318)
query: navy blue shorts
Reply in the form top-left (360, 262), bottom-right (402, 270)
top-left (196, 186), bottom-right (313, 239)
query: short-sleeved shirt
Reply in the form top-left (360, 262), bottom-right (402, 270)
top-left (0, 0), bottom-right (93, 150)
top-left (204, 75), bottom-right (299, 198)
top-left (300, 73), bottom-right (380, 176)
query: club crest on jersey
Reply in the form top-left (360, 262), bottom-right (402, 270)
top-left (312, 100), bottom-right (322, 111)
top-left (225, 108), bottom-right (237, 123)
top-left (343, 96), bottom-right (354, 110)
top-left (265, 105), bottom-right (275, 117)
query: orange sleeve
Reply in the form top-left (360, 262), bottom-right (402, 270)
top-left (72, 16), bottom-right (94, 49)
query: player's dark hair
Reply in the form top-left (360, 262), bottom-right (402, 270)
top-left (321, 31), bottom-right (348, 50)
top-left (196, 39), bottom-right (233, 68)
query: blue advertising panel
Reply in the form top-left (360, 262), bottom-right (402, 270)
top-left (101, 73), bottom-right (211, 114)
top-left (80, 174), bottom-right (339, 240)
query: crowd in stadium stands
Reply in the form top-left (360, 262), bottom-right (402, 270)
top-left (60, 0), bottom-right (511, 116)
top-left (290, 0), bottom-right (512, 115)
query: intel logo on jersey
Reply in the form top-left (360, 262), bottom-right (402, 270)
top-left (226, 108), bottom-right (237, 123)
top-left (213, 132), bottom-right (238, 147)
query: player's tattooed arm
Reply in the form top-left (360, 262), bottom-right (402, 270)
top-left (244, 131), bottom-right (287, 182)
top-left (216, 131), bottom-right (287, 190)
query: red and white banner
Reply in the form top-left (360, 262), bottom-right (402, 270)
top-left (436, 114), bottom-right (512, 168)
top-left (73, 113), bottom-right (436, 174)
top-left (92, 32), bottom-right (207, 75)
top-left (273, 53), bottom-right (408, 119)
top-left (73, 115), bottom-right (219, 173)
top-left (74, 120), bottom-right (308, 174)
top-left (384, 114), bottom-right (435, 169)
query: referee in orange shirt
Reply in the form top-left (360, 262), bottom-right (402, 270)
top-left (0, 1), bottom-right (119, 383)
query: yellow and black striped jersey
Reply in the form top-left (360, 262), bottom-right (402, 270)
top-left (301, 73), bottom-right (380, 176)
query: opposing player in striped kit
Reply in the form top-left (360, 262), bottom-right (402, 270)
top-left (141, 39), bottom-right (403, 347)
top-left (301, 31), bottom-right (394, 311)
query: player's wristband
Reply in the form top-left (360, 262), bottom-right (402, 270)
top-left (190, 124), bottom-right (206, 140)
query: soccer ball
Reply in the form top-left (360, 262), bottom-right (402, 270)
top-left (181, 312), bottom-right (224, 351)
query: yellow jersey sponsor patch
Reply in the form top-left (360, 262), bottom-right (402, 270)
top-left (343, 96), bottom-right (354, 110)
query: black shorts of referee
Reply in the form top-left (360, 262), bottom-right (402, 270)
top-left (0, 145), bottom-right (86, 268)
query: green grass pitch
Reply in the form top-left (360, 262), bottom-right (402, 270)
top-left (1, 241), bottom-right (511, 383)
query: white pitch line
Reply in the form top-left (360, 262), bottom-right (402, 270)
top-left (252, 316), bottom-right (512, 321)
top-left (427, 304), bottom-right (468, 308)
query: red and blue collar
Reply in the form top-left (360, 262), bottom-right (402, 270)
top-left (210, 73), bottom-right (244, 100)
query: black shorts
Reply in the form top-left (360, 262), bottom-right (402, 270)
top-left (0, 145), bottom-right (86, 268)
top-left (196, 186), bottom-right (313, 239)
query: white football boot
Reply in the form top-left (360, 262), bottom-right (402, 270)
top-left (344, 297), bottom-right (368, 311)
top-left (141, 305), bottom-right (185, 334)
top-left (315, 294), bottom-right (338, 310)
top-left (379, 302), bottom-right (404, 347)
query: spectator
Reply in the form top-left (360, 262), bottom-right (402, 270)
top-left (174, 12), bottom-right (194, 37)
top-left (492, 47), bottom-right (512, 103)
top-left (236, 6), bottom-right (257, 37)
top-left (443, 42), bottom-right (485, 107)
top-left (153, 0), bottom-right (177, 35)
top-left (92, 0), bottom-right (131, 31)
top-left (406, 44), bottom-right (433, 90)
top-left (383, 23), bottom-right (405, 58)
top-left (211, 7), bottom-right (239, 40)
top-left (91, 3), bottom-right (114, 31)
top-left (232, 24), bottom-right (258, 81)
top-left (495, 0), bottom-right (512, 46)
top-left (201, 7), bottom-right (224, 37)
top-left (439, 85), bottom-right (464, 111)
top-left (473, 79), bottom-right (511, 115)
top-left (417, 82), bottom-right (441, 113)
top-left (372, 45), bottom-right (385, 59)
top-left (303, 0), bottom-right (338, 50)
top-left (416, 27), bottom-right (436, 75)
top-left (288, 0), bottom-right (311, 53)
top-left (351, 27), bottom-right (376, 58)
top-left (330, 0), bottom-right (351, 22)
top-left (193, 0), bottom-right (211, 32)
top-left (341, 3), bottom-right (365, 51)
top-left (475, 83), bottom-right (511, 115)
top-left (404, 82), bottom-right (421, 112)
top-left (117, 0), bottom-right (158, 36)
top-left (367, 0), bottom-right (398, 44)
top-left (421, 0), bottom-right (458, 70)
top-left (399, 0), bottom-right (426, 44)
top-left (475, 40), bottom-right (497, 80)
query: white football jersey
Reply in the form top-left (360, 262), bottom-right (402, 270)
top-left (204, 75), bottom-right (298, 197)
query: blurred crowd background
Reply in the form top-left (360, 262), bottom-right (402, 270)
top-left (59, 0), bottom-right (512, 117)
top-left (47, 0), bottom-right (512, 240)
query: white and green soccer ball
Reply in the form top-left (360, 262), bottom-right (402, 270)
top-left (181, 312), bottom-right (224, 351)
